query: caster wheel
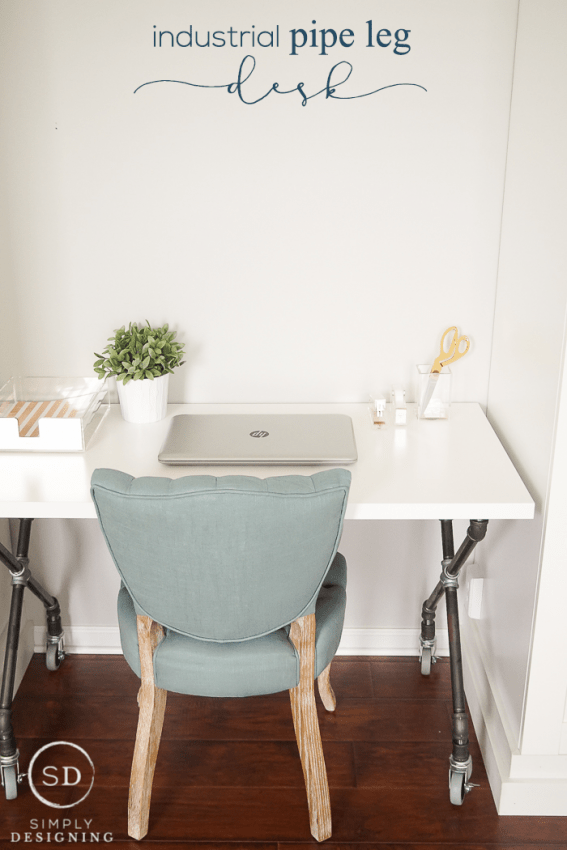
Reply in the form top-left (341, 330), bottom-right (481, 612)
top-left (420, 646), bottom-right (434, 676)
top-left (46, 641), bottom-right (64, 671)
top-left (449, 761), bottom-right (473, 806)
top-left (2, 765), bottom-right (18, 801)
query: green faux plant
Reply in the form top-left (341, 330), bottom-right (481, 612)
top-left (94, 322), bottom-right (185, 385)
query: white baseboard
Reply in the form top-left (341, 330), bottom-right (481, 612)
top-left (34, 625), bottom-right (450, 657)
top-left (462, 617), bottom-right (567, 815)
top-left (34, 625), bottom-right (123, 654)
top-left (338, 627), bottom-right (449, 656)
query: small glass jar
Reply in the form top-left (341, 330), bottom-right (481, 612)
top-left (416, 365), bottom-right (452, 419)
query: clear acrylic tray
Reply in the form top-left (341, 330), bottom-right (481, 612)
top-left (0, 377), bottom-right (109, 452)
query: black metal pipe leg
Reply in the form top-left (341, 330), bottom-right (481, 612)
top-left (419, 519), bottom-right (455, 675)
top-left (11, 518), bottom-right (65, 670)
top-left (0, 576), bottom-right (26, 797)
top-left (27, 576), bottom-right (62, 633)
top-left (1, 518), bottom-right (65, 799)
top-left (0, 583), bottom-right (25, 752)
top-left (445, 576), bottom-right (474, 805)
top-left (446, 579), bottom-right (475, 805)
top-left (14, 519), bottom-right (63, 635)
top-left (418, 518), bottom-right (489, 802)
top-left (0, 519), bottom-right (32, 765)
top-left (0, 541), bottom-right (22, 575)
top-left (419, 582), bottom-right (443, 675)
top-left (16, 518), bottom-right (32, 562)
top-left (440, 519), bottom-right (455, 561)
top-left (446, 585), bottom-right (469, 761)
top-left (443, 519), bottom-right (488, 804)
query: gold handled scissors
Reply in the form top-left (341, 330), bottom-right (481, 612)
top-left (431, 326), bottom-right (470, 374)
top-left (420, 326), bottom-right (470, 415)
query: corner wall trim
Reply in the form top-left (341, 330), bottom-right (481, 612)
top-left (462, 618), bottom-right (567, 815)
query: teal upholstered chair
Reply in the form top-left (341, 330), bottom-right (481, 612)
top-left (91, 467), bottom-right (351, 842)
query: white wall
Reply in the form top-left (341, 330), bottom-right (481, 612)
top-left (463, 0), bottom-right (567, 814)
top-left (0, 1), bottom-right (520, 650)
top-left (1, 0), bottom-right (516, 403)
top-left (0, 121), bottom-right (20, 383)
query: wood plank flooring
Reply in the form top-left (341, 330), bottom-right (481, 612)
top-left (3, 654), bottom-right (566, 847)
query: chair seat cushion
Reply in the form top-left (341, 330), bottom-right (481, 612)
top-left (118, 553), bottom-right (347, 697)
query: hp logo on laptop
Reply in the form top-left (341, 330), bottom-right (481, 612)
top-left (250, 430), bottom-right (269, 438)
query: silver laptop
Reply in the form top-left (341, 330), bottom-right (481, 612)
top-left (158, 414), bottom-right (357, 465)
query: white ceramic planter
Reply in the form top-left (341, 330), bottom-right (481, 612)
top-left (117, 374), bottom-right (169, 423)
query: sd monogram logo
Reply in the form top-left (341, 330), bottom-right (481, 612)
top-left (27, 742), bottom-right (95, 809)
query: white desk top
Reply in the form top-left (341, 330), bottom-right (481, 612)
top-left (0, 403), bottom-right (534, 521)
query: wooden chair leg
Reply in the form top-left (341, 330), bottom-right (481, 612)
top-left (317, 663), bottom-right (336, 712)
top-left (289, 613), bottom-right (332, 842)
top-left (128, 615), bottom-right (167, 841)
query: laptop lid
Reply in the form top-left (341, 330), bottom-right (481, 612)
top-left (158, 413), bottom-right (357, 465)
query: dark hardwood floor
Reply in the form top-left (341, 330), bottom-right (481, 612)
top-left (3, 654), bottom-right (566, 848)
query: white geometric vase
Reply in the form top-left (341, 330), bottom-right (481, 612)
top-left (116, 374), bottom-right (169, 423)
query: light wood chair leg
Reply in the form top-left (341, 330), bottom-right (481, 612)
top-left (317, 663), bottom-right (336, 712)
top-left (289, 613), bottom-right (332, 842)
top-left (128, 615), bottom-right (167, 841)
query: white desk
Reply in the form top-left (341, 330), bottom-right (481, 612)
top-left (0, 401), bottom-right (535, 805)
top-left (0, 402), bottom-right (534, 521)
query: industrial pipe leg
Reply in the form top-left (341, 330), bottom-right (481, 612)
top-left (445, 580), bottom-right (473, 805)
top-left (419, 519), bottom-right (488, 803)
top-left (0, 519), bottom-right (65, 799)
top-left (442, 520), bottom-right (488, 804)
top-left (419, 520), bottom-right (454, 675)
top-left (0, 581), bottom-right (25, 798)
top-left (0, 523), bottom-right (31, 800)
